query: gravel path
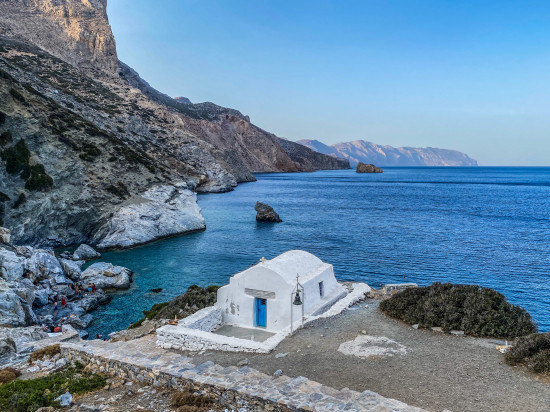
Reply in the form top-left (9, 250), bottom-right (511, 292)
top-left (192, 300), bottom-right (550, 412)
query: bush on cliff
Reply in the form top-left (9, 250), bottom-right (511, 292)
top-left (0, 365), bottom-right (105, 412)
top-left (23, 164), bottom-right (53, 191)
top-left (379, 283), bottom-right (537, 339)
top-left (1, 139), bottom-right (30, 175)
top-left (505, 332), bottom-right (550, 374)
top-left (129, 284), bottom-right (219, 329)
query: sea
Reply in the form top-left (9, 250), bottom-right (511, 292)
top-left (86, 167), bottom-right (550, 337)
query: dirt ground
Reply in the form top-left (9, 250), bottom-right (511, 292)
top-left (189, 299), bottom-right (550, 412)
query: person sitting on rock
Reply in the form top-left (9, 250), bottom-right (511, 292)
top-left (87, 283), bottom-right (93, 293)
top-left (53, 301), bottom-right (58, 313)
top-left (53, 325), bottom-right (61, 333)
top-left (91, 283), bottom-right (96, 293)
top-left (61, 296), bottom-right (67, 307)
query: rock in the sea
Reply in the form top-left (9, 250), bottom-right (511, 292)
top-left (93, 184), bottom-right (206, 249)
top-left (67, 313), bottom-right (93, 329)
top-left (80, 263), bottom-right (132, 289)
top-left (72, 244), bottom-right (101, 261)
top-left (356, 163), bottom-right (383, 173)
top-left (0, 227), bottom-right (10, 244)
top-left (254, 202), bottom-right (282, 223)
top-left (72, 290), bottom-right (111, 312)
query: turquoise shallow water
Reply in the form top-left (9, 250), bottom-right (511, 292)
top-left (86, 167), bottom-right (550, 337)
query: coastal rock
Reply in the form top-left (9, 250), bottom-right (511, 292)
top-left (0, 227), bottom-right (10, 244)
top-left (93, 184), bottom-right (206, 249)
top-left (72, 244), bottom-right (101, 261)
top-left (80, 263), bottom-right (132, 289)
top-left (356, 163), bottom-right (383, 173)
top-left (33, 286), bottom-right (52, 307)
top-left (254, 202), bottom-right (282, 223)
top-left (0, 336), bottom-right (16, 358)
top-left (67, 313), bottom-right (93, 329)
top-left (0, 248), bottom-right (26, 281)
top-left (26, 250), bottom-right (70, 284)
top-left (0, 280), bottom-right (37, 326)
top-left (0, 326), bottom-right (48, 352)
top-left (73, 290), bottom-right (111, 312)
top-left (58, 258), bottom-right (84, 281)
top-left (15, 246), bottom-right (34, 259)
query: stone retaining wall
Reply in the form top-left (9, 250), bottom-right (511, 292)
top-left (178, 305), bottom-right (223, 331)
top-left (61, 345), bottom-right (287, 411)
top-left (60, 336), bottom-right (424, 412)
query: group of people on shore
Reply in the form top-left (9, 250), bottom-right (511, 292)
top-left (44, 282), bottom-right (98, 334)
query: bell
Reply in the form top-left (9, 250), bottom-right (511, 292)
top-left (293, 290), bottom-right (302, 305)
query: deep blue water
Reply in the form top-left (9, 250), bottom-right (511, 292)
top-left (86, 167), bottom-right (550, 337)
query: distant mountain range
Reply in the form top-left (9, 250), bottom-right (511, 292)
top-left (297, 140), bottom-right (478, 167)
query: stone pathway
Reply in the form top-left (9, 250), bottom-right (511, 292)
top-left (61, 335), bottom-right (425, 412)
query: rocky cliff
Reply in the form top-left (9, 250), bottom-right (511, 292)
top-left (0, 0), bottom-right (118, 75)
top-left (0, 0), bottom-right (346, 248)
top-left (297, 139), bottom-right (478, 167)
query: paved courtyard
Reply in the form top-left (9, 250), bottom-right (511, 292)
top-left (190, 300), bottom-right (550, 412)
top-left (213, 325), bottom-right (275, 342)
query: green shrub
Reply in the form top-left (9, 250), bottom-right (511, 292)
top-left (505, 332), bottom-right (550, 374)
top-left (379, 283), bottom-right (537, 339)
top-left (0, 366), bottom-right (106, 412)
top-left (1, 139), bottom-right (30, 175)
top-left (129, 284), bottom-right (219, 328)
top-left (105, 181), bottom-right (130, 199)
top-left (13, 192), bottom-right (26, 209)
top-left (0, 131), bottom-right (12, 146)
top-left (78, 142), bottom-right (101, 162)
top-left (9, 88), bottom-right (25, 103)
top-left (24, 164), bottom-right (53, 191)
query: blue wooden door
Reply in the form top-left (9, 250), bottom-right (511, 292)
top-left (255, 298), bottom-right (267, 327)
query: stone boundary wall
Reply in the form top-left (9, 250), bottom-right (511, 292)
top-left (60, 345), bottom-right (289, 411)
top-left (157, 283), bottom-right (372, 354)
top-left (60, 337), bottom-right (424, 412)
top-left (178, 306), bottom-right (222, 331)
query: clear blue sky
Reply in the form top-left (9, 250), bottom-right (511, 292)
top-left (107, 0), bottom-right (550, 166)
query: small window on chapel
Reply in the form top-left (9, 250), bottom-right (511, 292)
top-left (319, 281), bottom-right (324, 297)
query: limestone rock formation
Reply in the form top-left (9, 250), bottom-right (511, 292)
top-left (0, 0), bottom-right (118, 75)
top-left (255, 202), bottom-right (282, 223)
top-left (356, 163), bottom-right (383, 173)
top-left (0, 227), bottom-right (10, 244)
top-left (298, 139), bottom-right (478, 167)
top-left (58, 258), bottom-right (83, 281)
top-left (80, 262), bottom-right (132, 289)
top-left (72, 244), bottom-right (100, 261)
top-left (0, 235), bottom-right (127, 331)
top-left (93, 184), bottom-right (206, 250)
